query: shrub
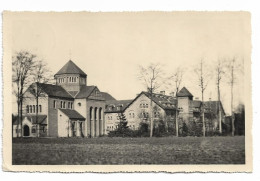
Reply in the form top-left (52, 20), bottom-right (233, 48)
top-left (180, 122), bottom-right (188, 137)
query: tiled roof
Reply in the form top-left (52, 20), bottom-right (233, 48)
top-left (189, 100), bottom-right (225, 115)
top-left (59, 109), bottom-right (85, 120)
top-left (12, 115), bottom-right (47, 125)
top-left (105, 99), bottom-right (133, 113)
top-left (75, 86), bottom-right (97, 99)
top-left (101, 92), bottom-right (116, 101)
top-left (192, 100), bottom-right (202, 108)
top-left (143, 92), bottom-right (177, 110)
top-left (34, 83), bottom-right (73, 99)
top-left (177, 87), bottom-right (193, 97)
top-left (55, 60), bottom-right (87, 76)
top-left (204, 101), bottom-right (225, 115)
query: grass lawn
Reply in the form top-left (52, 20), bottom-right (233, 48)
top-left (12, 136), bottom-right (245, 165)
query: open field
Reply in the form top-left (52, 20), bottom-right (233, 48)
top-left (12, 136), bottom-right (245, 165)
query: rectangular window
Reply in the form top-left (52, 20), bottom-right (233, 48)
top-left (39, 105), bottom-right (42, 112)
top-left (71, 103), bottom-right (73, 109)
top-left (53, 100), bottom-right (56, 109)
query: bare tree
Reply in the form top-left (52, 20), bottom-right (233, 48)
top-left (195, 59), bottom-right (211, 137)
top-left (138, 63), bottom-right (163, 137)
top-left (226, 57), bottom-right (243, 136)
top-left (168, 67), bottom-right (184, 137)
top-left (12, 51), bottom-right (36, 137)
top-left (215, 59), bottom-right (225, 134)
top-left (28, 60), bottom-right (52, 137)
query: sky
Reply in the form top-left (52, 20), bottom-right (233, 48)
top-left (10, 12), bottom-right (250, 114)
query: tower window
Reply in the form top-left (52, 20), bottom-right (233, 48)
top-left (53, 100), bottom-right (56, 109)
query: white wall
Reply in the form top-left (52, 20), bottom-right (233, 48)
top-left (57, 109), bottom-right (70, 137)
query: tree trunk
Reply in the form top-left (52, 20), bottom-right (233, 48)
top-left (36, 95), bottom-right (39, 137)
top-left (16, 101), bottom-right (19, 137)
top-left (19, 99), bottom-right (23, 137)
top-left (150, 93), bottom-right (153, 137)
top-left (175, 99), bottom-right (179, 137)
top-left (218, 85), bottom-right (222, 134)
top-left (202, 93), bottom-right (205, 137)
top-left (231, 80), bottom-right (235, 136)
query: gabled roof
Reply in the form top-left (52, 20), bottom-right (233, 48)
top-left (30, 83), bottom-right (73, 99)
top-left (177, 87), bottom-right (193, 97)
top-left (55, 60), bottom-right (87, 76)
top-left (123, 91), bottom-right (177, 112)
top-left (59, 109), bottom-right (85, 120)
top-left (142, 92), bottom-right (177, 110)
top-left (105, 99), bottom-right (133, 113)
top-left (68, 91), bottom-right (79, 97)
top-left (204, 101), bottom-right (225, 115)
top-left (75, 86), bottom-right (97, 99)
top-left (12, 115), bottom-right (47, 125)
top-left (101, 92), bottom-right (116, 101)
top-left (192, 100), bottom-right (202, 108)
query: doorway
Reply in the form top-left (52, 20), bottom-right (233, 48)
top-left (23, 125), bottom-right (30, 136)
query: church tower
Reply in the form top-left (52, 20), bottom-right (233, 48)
top-left (54, 60), bottom-right (87, 95)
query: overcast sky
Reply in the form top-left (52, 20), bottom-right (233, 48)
top-left (10, 12), bottom-right (250, 114)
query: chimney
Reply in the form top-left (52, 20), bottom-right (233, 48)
top-left (160, 91), bottom-right (165, 95)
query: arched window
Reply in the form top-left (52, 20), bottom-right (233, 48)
top-left (68, 102), bottom-right (70, 109)
top-left (60, 101), bottom-right (63, 108)
top-left (26, 105), bottom-right (29, 113)
top-left (69, 77), bottom-right (71, 82)
top-left (33, 105), bottom-right (35, 113)
top-left (71, 102), bottom-right (73, 109)
top-left (99, 108), bottom-right (102, 120)
top-left (29, 105), bottom-right (32, 113)
top-left (63, 102), bottom-right (66, 109)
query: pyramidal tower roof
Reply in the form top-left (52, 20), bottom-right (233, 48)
top-left (177, 87), bottom-right (193, 97)
top-left (55, 60), bottom-right (87, 76)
